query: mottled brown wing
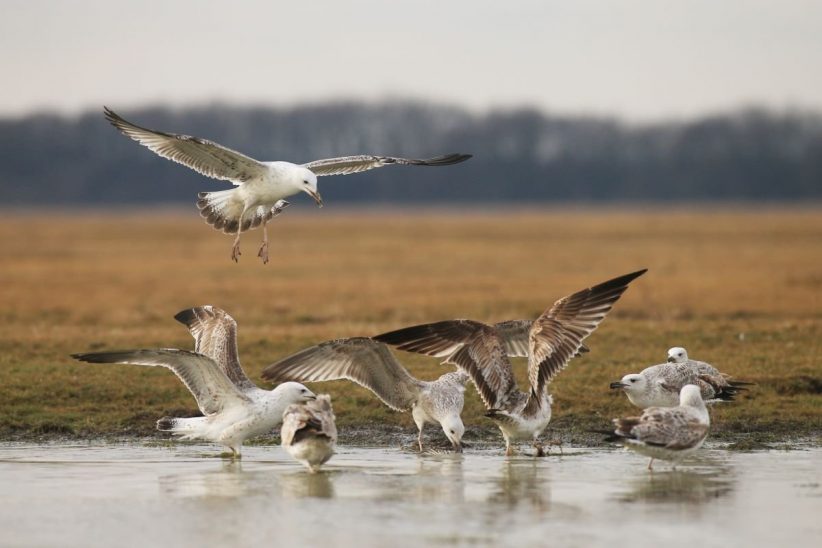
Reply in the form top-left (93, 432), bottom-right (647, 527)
top-left (494, 319), bottom-right (590, 358)
top-left (71, 349), bottom-right (251, 416)
top-left (174, 306), bottom-right (257, 392)
top-left (281, 395), bottom-right (337, 446)
top-left (633, 407), bottom-right (709, 448)
top-left (528, 269), bottom-right (647, 396)
top-left (302, 153), bottom-right (471, 177)
top-left (261, 338), bottom-right (423, 411)
top-left (375, 320), bottom-right (518, 410)
top-left (104, 107), bottom-right (267, 185)
top-left (374, 319), bottom-right (489, 358)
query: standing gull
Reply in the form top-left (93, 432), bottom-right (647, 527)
top-left (610, 346), bottom-right (750, 408)
top-left (281, 394), bottom-right (338, 473)
top-left (104, 107), bottom-right (472, 263)
top-left (261, 337), bottom-right (469, 452)
top-left (604, 384), bottom-right (711, 470)
top-left (376, 269), bottom-right (647, 456)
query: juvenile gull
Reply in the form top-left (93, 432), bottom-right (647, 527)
top-left (610, 346), bottom-right (750, 408)
top-left (604, 384), bottom-right (711, 470)
top-left (104, 107), bottom-right (471, 263)
top-left (376, 269), bottom-right (647, 456)
top-left (261, 337), bottom-right (469, 452)
top-left (281, 394), bottom-right (337, 473)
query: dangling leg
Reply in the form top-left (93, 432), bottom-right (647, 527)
top-left (231, 207), bottom-right (249, 262)
top-left (257, 218), bottom-right (269, 264)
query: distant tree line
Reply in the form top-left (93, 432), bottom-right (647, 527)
top-left (1, 101), bottom-right (820, 205)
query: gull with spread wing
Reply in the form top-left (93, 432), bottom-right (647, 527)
top-left (262, 337), bottom-right (469, 452)
top-left (72, 306), bottom-right (316, 457)
top-left (375, 269), bottom-right (647, 456)
top-left (104, 107), bottom-right (471, 263)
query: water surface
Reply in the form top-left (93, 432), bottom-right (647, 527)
top-left (0, 443), bottom-right (819, 547)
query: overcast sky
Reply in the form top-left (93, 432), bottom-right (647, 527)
top-left (2, 0), bottom-right (821, 120)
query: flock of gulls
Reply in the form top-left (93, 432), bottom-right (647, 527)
top-left (71, 109), bottom-right (751, 472)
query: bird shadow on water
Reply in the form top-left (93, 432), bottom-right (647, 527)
top-left (615, 455), bottom-right (736, 504)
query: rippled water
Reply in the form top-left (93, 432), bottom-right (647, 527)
top-left (0, 443), bottom-right (819, 547)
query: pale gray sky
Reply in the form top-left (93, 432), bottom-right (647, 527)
top-left (2, 0), bottom-right (821, 120)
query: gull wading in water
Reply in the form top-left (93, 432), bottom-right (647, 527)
top-left (604, 384), bottom-right (711, 470)
top-left (610, 346), bottom-right (750, 408)
top-left (72, 306), bottom-right (317, 458)
top-left (104, 107), bottom-right (472, 263)
top-left (281, 394), bottom-right (338, 473)
top-left (262, 337), bottom-right (469, 452)
top-left (375, 269), bottom-right (647, 456)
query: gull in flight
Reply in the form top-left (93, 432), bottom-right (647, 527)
top-left (376, 269), bottom-right (647, 456)
top-left (281, 394), bottom-right (338, 473)
top-left (604, 384), bottom-right (711, 470)
top-left (262, 337), bottom-right (469, 452)
top-left (610, 346), bottom-right (750, 408)
top-left (72, 306), bottom-right (316, 458)
top-left (104, 107), bottom-right (472, 263)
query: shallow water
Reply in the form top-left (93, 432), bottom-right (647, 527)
top-left (0, 443), bottom-right (819, 547)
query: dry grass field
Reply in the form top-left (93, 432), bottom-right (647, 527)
top-left (0, 207), bottom-right (819, 446)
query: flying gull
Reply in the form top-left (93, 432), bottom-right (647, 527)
top-left (604, 384), bottom-right (711, 470)
top-left (262, 337), bottom-right (469, 452)
top-left (281, 394), bottom-right (338, 473)
top-left (72, 306), bottom-right (317, 457)
top-left (610, 346), bottom-right (750, 408)
top-left (375, 269), bottom-right (647, 456)
top-left (104, 107), bottom-right (472, 263)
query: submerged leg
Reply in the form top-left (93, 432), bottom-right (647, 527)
top-left (533, 440), bottom-right (545, 457)
top-left (647, 457), bottom-right (655, 471)
top-left (417, 427), bottom-right (424, 452)
top-left (505, 439), bottom-right (515, 457)
top-left (257, 219), bottom-right (269, 264)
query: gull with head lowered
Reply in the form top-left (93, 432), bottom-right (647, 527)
top-left (72, 305), bottom-right (316, 458)
top-left (104, 107), bottom-right (472, 263)
top-left (610, 346), bottom-right (750, 408)
top-left (262, 337), bottom-right (469, 452)
top-left (376, 269), bottom-right (647, 456)
top-left (281, 394), bottom-right (338, 473)
top-left (604, 384), bottom-right (711, 470)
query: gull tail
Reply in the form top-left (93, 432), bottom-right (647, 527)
top-left (196, 190), bottom-right (291, 234)
top-left (156, 416), bottom-right (206, 438)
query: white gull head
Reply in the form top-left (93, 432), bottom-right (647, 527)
top-left (440, 414), bottom-right (465, 452)
top-left (667, 346), bottom-right (689, 363)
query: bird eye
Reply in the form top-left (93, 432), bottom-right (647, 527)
top-left (630, 379), bottom-right (637, 383)
top-left (303, 180), bottom-right (310, 185)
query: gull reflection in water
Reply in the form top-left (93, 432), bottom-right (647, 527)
top-left (617, 455), bottom-right (736, 505)
top-left (159, 460), bottom-right (335, 500)
top-left (488, 459), bottom-right (551, 513)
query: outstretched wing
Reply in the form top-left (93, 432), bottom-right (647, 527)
top-left (302, 153), bottom-right (471, 177)
top-left (261, 338), bottom-right (423, 411)
top-left (494, 319), bottom-right (590, 358)
top-left (71, 349), bottom-right (251, 416)
top-left (173, 306), bottom-right (257, 392)
top-left (528, 269), bottom-right (647, 397)
top-left (104, 107), bottom-right (267, 185)
top-left (375, 320), bottom-right (518, 410)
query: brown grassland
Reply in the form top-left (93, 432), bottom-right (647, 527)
top-left (0, 208), bottom-right (819, 448)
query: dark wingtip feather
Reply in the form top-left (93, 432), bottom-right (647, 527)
top-left (173, 308), bottom-right (198, 327)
